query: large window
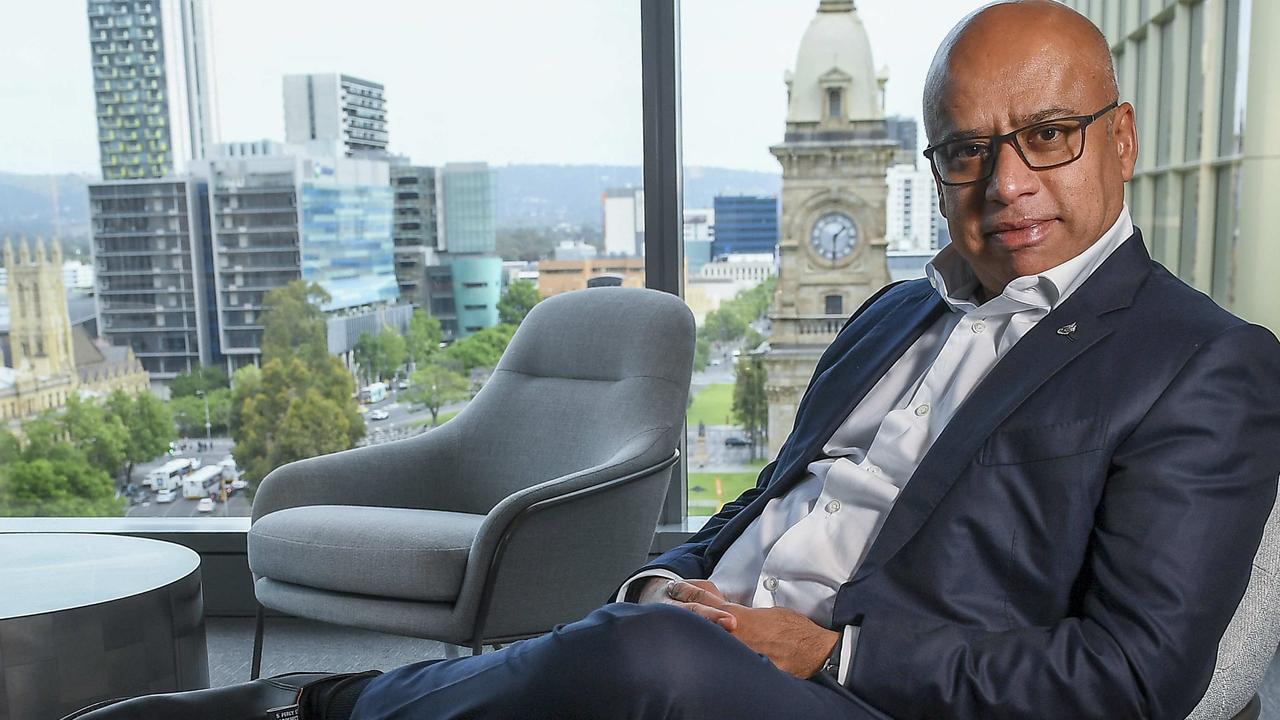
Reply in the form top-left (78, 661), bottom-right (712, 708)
top-left (0, 0), bottom-right (642, 520)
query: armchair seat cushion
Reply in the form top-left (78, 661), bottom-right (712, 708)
top-left (249, 505), bottom-right (484, 603)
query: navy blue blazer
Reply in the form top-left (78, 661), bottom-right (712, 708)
top-left (642, 231), bottom-right (1280, 719)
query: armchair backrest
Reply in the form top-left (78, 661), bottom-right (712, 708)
top-left (436, 287), bottom-right (695, 515)
top-left (1186, 484), bottom-right (1280, 720)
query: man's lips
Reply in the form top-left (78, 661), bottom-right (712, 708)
top-left (983, 218), bottom-right (1058, 249)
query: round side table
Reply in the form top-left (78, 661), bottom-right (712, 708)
top-left (0, 533), bottom-right (209, 720)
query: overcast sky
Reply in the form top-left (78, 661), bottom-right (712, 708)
top-left (0, 0), bottom-right (989, 176)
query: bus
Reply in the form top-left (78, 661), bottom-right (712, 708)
top-left (182, 465), bottom-right (225, 499)
top-left (360, 382), bottom-right (387, 403)
top-left (145, 458), bottom-right (200, 491)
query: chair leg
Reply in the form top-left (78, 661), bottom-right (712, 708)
top-left (443, 644), bottom-right (462, 659)
top-left (250, 603), bottom-right (265, 680)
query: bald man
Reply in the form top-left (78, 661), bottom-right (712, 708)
top-left (71, 3), bottom-right (1280, 720)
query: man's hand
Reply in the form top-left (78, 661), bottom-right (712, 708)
top-left (635, 577), bottom-right (738, 629)
top-left (665, 580), bottom-right (840, 679)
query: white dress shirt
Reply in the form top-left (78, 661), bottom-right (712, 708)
top-left (619, 207), bottom-right (1134, 683)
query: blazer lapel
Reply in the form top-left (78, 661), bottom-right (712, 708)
top-left (851, 231), bottom-right (1153, 583)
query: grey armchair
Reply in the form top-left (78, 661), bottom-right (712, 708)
top-left (1187, 486), bottom-right (1280, 720)
top-left (246, 287), bottom-right (694, 677)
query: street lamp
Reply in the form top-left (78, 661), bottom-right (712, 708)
top-left (195, 390), bottom-right (212, 444)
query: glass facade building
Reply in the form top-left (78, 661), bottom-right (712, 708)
top-left (711, 195), bottom-right (780, 257)
top-left (440, 163), bottom-right (495, 255)
top-left (300, 184), bottom-right (398, 312)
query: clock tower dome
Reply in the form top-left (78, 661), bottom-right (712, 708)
top-left (764, 0), bottom-right (897, 455)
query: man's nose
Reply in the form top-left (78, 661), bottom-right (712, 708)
top-left (984, 139), bottom-right (1041, 204)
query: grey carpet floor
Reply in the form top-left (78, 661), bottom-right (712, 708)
top-left (208, 617), bottom-right (1280, 718)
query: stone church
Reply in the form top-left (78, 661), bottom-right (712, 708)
top-left (0, 237), bottom-right (149, 426)
top-left (764, 0), bottom-right (898, 455)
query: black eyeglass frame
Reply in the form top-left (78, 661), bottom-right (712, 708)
top-left (922, 100), bottom-right (1121, 186)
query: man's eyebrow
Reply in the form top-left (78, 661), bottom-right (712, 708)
top-left (934, 107), bottom-right (1080, 145)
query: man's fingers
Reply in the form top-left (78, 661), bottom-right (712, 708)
top-left (669, 601), bottom-right (738, 631)
top-left (666, 580), bottom-right (728, 608)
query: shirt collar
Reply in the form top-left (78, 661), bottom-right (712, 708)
top-left (924, 205), bottom-right (1134, 314)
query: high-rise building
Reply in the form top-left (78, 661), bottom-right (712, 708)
top-left (86, 0), bottom-right (219, 180)
top-left (201, 144), bottom-right (397, 370)
top-left (711, 195), bottom-right (779, 258)
top-left (885, 115), bottom-right (919, 165)
top-left (886, 163), bottom-right (942, 253)
top-left (389, 164), bottom-right (439, 308)
top-left (1062, 0), bottom-right (1279, 332)
top-left (603, 187), bottom-right (645, 257)
top-left (283, 74), bottom-right (389, 157)
top-left (438, 163), bottom-right (495, 254)
top-left (89, 178), bottom-right (215, 378)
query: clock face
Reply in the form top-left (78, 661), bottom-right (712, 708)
top-left (810, 212), bottom-right (858, 264)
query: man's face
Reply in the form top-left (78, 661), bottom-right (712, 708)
top-left (927, 21), bottom-right (1138, 296)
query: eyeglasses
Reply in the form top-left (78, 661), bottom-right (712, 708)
top-left (922, 101), bottom-right (1119, 186)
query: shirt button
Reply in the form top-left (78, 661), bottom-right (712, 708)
top-left (914, 403), bottom-right (931, 417)
top-left (763, 577), bottom-right (779, 591)
top-left (825, 499), bottom-right (842, 513)
top-left (971, 320), bottom-right (987, 333)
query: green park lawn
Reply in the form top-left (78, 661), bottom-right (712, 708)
top-left (687, 471), bottom-right (759, 515)
top-left (686, 383), bottom-right (736, 428)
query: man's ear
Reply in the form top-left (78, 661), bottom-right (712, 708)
top-left (1114, 102), bottom-right (1139, 182)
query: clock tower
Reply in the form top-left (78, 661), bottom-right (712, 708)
top-left (764, 0), bottom-right (898, 456)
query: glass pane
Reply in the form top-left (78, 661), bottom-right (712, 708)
top-left (0, 1), bottom-right (642, 518)
top-left (1184, 1), bottom-right (1205, 162)
top-left (1218, 0), bottom-right (1244, 157)
top-left (679, 0), bottom-right (980, 516)
top-left (1178, 171), bottom-right (1199, 280)
top-left (1155, 20), bottom-right (1175, 166)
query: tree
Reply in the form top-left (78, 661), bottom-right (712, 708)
top-left (732, 354), bottom-right (769, 461)
top-left (407, 359), bottom-right (472, 426)
top-left (0, 418), bottom-right (123, 517)
top-left (231, 281), bottom-right (365, 484)
top-left (105, 389), bottom-right (176, 482)
top-left (443, 323), bottom-right (518, 373)
top-left (693, 333), bottom-right (711, 372)
top-left (406, 310), bottom-right (443, 367)
top-left (168, 366), bottom-right (230, 398)
top-left (169, 388), bottom-right (231, 437)
top-left (498, 280), bottom-right (541, 325)
top-left (353, 326), bottom-right (408, 384)
top-left (60, 395), bottom-right (129, 482)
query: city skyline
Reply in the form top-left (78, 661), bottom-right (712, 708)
top-left (3, 0), bottom-right (986, 176)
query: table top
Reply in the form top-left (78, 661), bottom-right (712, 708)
top-left (0, 533), bottom-right (200, 620)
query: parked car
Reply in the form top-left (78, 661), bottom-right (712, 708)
top-left (196, 498), bottom-right (215, 513)
top-left (155, 488), bottom-right (177, 503)
top-left (368, 409), bottom-right (391, 421)
top-left (723, 436), bottom-right (751, 447)
top-left (230, 479), bottom-right (248, 492)
top-left (396, 379), bottom-right (410, 390)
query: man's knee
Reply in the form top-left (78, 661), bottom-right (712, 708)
top-left (584, 603), bottom-right (729, 693)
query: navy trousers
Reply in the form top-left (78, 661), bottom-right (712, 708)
top-left (350, 602), bottom-right (890, 719)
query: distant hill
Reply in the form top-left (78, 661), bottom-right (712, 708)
top-left (493, 164), bottom-right (781, 229)
top-left (0, 171), bottom-right (94, 258)
top-left (0, 164), bottom-right (781, 244)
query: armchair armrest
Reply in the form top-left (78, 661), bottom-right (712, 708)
top-left (251, 422), bottom-right (463, 523)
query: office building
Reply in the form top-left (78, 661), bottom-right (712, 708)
top-left (201, 144), bottom-right (397, 370)
top-left (87, 0), bottom-right (219, 180)
top-left (438, 163), bottom-right (495, 255)
top-left (390, 164), bottom-right (440, 308)
top-left (885, 115), bottom-right (919, 165)
top-left (886, 163), bottom-right (942, 253)
top-left (1063, 0), bottom-right (1280, 332)
top-left (283, 74), bottom-right (388, 156)
top-left (603, 187), bottom-right (645, 257)
top-left (683, 208), bottom-right (714, 275)
top-left (711, 195), bottom-right (779, 258)
top-left (89, 178), bottom-right (216, 378)
top-left (538, 257), bottom-right (646, 298)
top-left (423, 257), bottom-right (504, 339)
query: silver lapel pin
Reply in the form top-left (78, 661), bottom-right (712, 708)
top-left (1057, 322), bottom-right (1078, 342)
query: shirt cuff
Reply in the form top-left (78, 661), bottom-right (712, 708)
top-left (615, 569), bottom-right (685, 603)
top-left (836, 625), bottom-right (860, 687)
